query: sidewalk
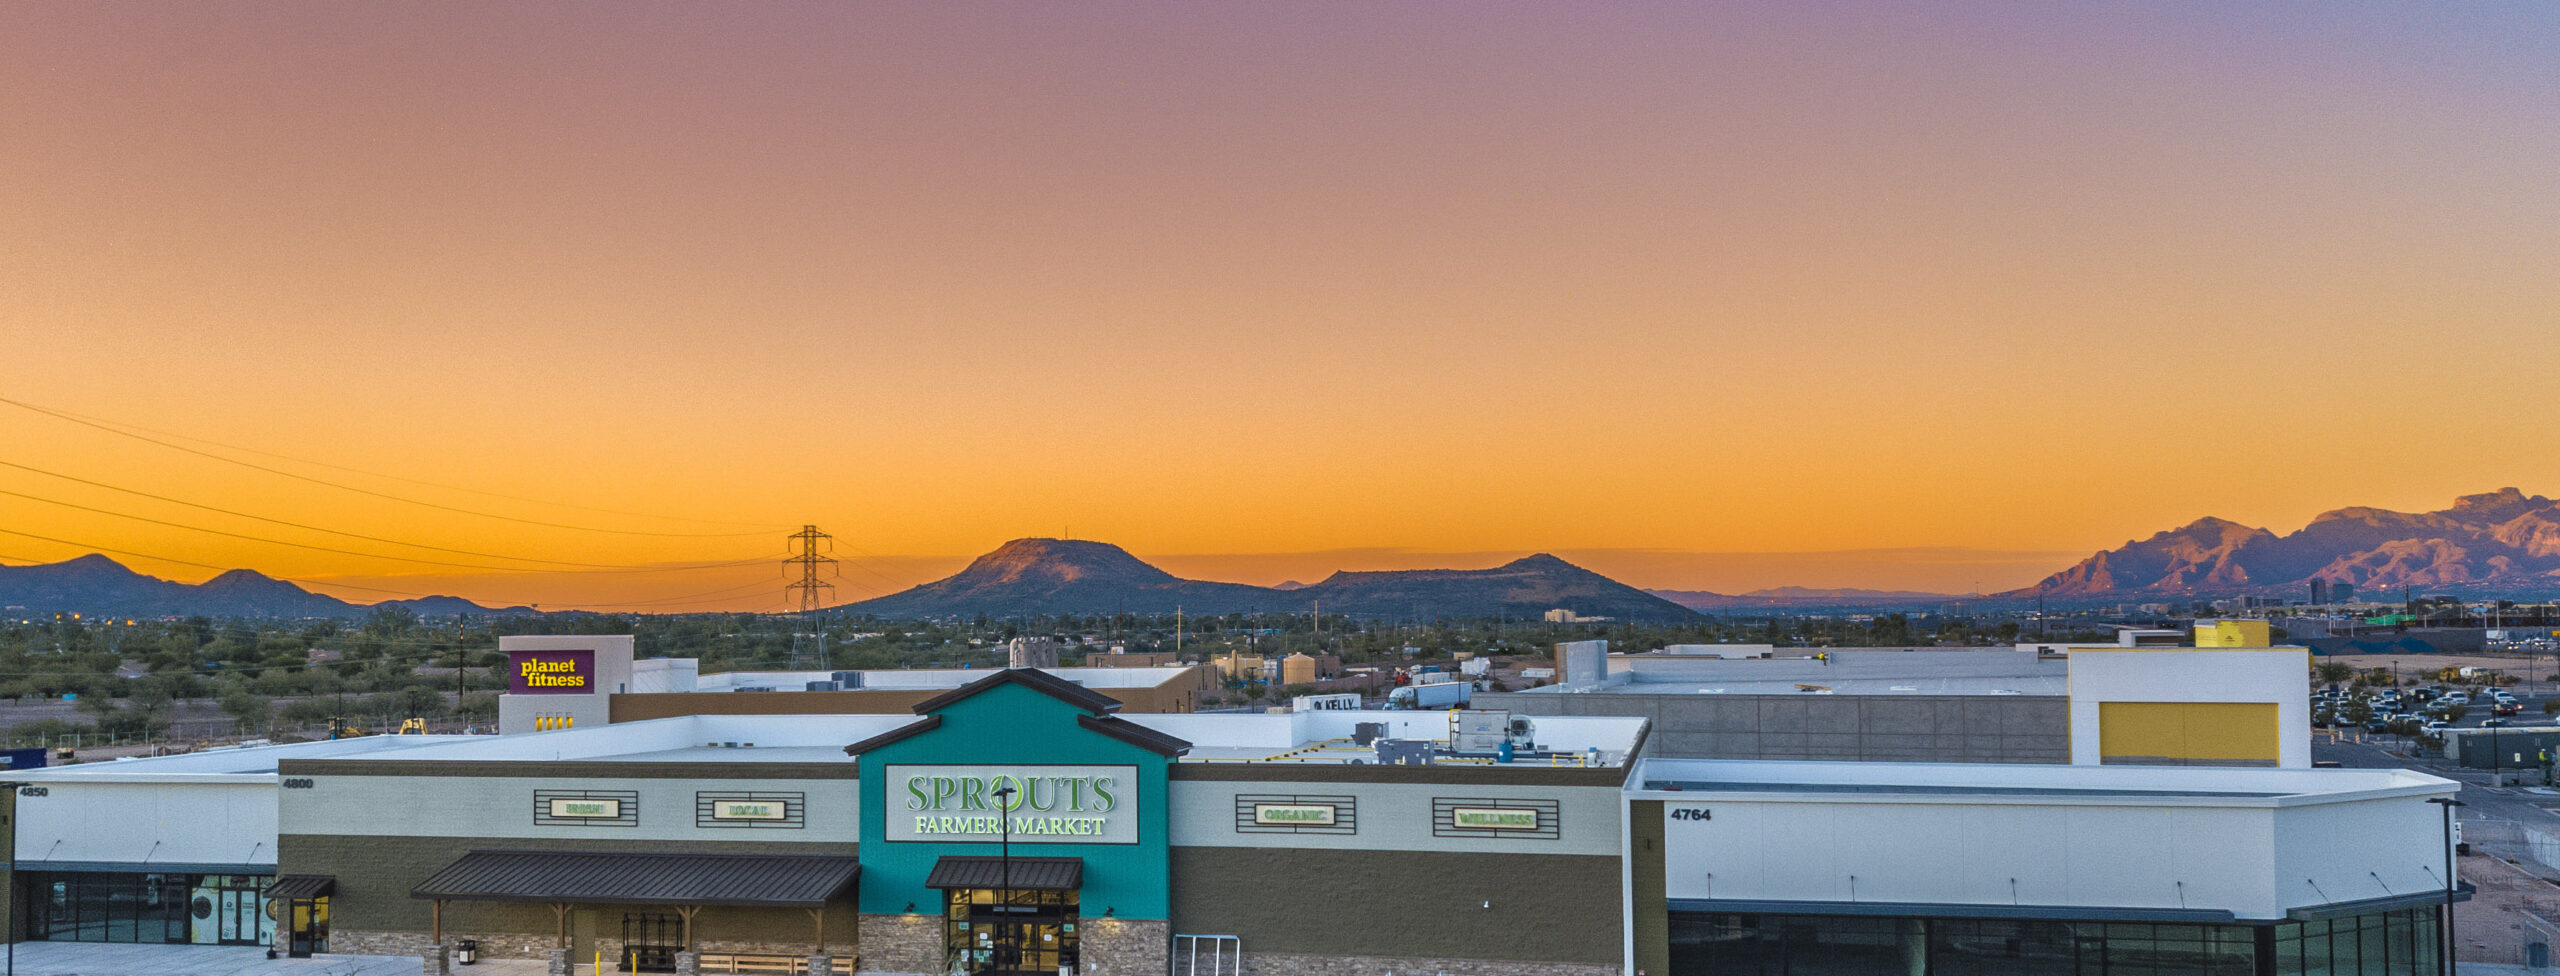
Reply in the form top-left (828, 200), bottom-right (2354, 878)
top-left (0, 943), bottom-right (424, 976)
top-left (0, 943), bottom-right (637, 976)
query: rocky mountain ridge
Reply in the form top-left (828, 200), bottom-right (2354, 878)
top-left (2017, 488), bottom-right (2560, 597)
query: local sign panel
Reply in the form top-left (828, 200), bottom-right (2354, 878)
top-left (713, 800), bottom-right (787, 821)
top-left (510, 649), bottom-right (596, 695)
top-left (886, 764), bottom-right (1139, 845)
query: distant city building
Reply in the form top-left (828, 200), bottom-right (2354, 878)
top-left (1005, 636), bottom-right (1061, 668)
top-left (2309, 578), bottom-right (2330, 604)
top-left (1542, 608), bottom-right (1611, 623)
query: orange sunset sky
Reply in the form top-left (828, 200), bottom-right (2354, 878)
top-left (3, 3), bottom-right (2556, 611)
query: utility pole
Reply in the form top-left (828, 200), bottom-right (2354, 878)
top-left (785, 525), bottom-right (837, 671)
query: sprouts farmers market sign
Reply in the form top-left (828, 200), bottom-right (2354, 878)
top-left (510, 649), bottom-right (595, 695)
top-left (885, 764), bottom-right (1139, 845)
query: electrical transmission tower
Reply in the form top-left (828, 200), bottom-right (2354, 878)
top-left (785, 525), bottom-right (836, 670)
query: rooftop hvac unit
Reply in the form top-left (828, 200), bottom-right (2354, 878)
top-left (1375, 739), bottom-right (1435, 765)
top-left (1449, 709), bottom-right (1511, 753)
top-left (832, 671), bottom-right (865, 689)
top-left (805, 681), bottom-right (839, 691)
top-left (1352, 722), bottom-right (1388, 747)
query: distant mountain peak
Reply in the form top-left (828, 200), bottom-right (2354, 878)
top-left (956, 538), bottom-right (1179, 586)
top-left (1502, 553), bottom-right (1578, 571)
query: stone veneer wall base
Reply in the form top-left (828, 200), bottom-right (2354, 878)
top-left (858, 913), bottom-right (944, 974)
top-left (1082, 919), bottom-right (1171, 976)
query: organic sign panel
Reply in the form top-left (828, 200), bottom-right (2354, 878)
top-left (1252, 804), bottom-right (1338, 826)
top-left (886, 764), bottom-right (1139, 845)
top-left (510, 650), bottom-right (596, 695)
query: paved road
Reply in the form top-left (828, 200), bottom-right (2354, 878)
top-left (2316, 736), bottom-right (2556, 829)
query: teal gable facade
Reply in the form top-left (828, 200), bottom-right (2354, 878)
top-left (852, 672), bottom-right (1184, 921)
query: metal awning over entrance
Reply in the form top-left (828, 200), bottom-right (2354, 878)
top-left (411, 850), bottom-right (860, 908)
top-left (924, 856), bottom-right (1082, 891)
top-left (266, 875), bottom-right (336, 900)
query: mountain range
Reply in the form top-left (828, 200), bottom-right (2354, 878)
top-left (18, 488), bottom-right (2560, 618)
top-left (1647, 586), bottom-right (1960, 610)
top-left (0, 554), bottom-right (516, 619)
top-left (2015, 488), bottom-right (2560, 598)
top-left (839, 538), bottom-right (1701, 622)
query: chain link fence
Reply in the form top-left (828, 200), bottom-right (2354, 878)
top-left (2456, 817), bottom-right (2560, 882)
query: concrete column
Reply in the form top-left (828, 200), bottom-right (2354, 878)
top-left (547, 947), bottom-right (572, 976)
top-left (675, 950), bottom-right (703, 976)
top-left (423, 945), bottom-right (451, 976)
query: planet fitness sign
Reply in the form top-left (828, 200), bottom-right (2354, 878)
top-left (510, 649), bottom-right (595, 695)
top-left (886, 764), bottom-right (1139, 845)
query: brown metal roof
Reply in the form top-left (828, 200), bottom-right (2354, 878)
top-left (923, 856), bottom-right (1082, 891)
top-left (1075, 714), bottom-right (1189, 757)
top-left (266, 875), bottom-right (335, 900)
top-left (411, 850), bottom-right (859, 908)
top-left (843, 713), bottom-right (942, 756)
top-left (909, 668), bottom-right (1123, 716)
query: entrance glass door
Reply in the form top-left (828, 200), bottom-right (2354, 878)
top-left (944, 888), bottom-right (1079, 976)
top-left (286, 897), bottom-right (329, 958)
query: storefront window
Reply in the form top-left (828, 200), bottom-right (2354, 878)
top-left (1669, 909), bottom-right (2435, 976)
top-left (21, 873), bottom-right (272, 947)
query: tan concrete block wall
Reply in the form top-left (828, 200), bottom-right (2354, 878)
top-left (1241, 952), bottom-right (1616, 976)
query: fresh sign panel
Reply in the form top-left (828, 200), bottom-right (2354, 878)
top-left (886, 764), bottom-right (1139, 844)
top-left (548, 798), bottom-right (621, 819)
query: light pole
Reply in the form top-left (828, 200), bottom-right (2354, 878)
top-left (991, 783), bottom-right (1016, 976)
top-left (3, 780), bottom-right (21, 976)
top-left (2429, 796), bottom-right (2465, 976)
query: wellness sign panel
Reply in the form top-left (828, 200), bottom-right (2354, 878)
top-left (886, 764), bottom-right (1140, 845)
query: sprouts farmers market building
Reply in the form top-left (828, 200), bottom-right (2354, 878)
top-left (5, 667), bottom-right (2466, 976)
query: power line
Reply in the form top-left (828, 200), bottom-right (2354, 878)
top-left (0, 396), bottom-right (777, 538)
top-left (0, 485), bottom-right (773, 575)
top-left (2, 398), bottom-right (776, 529)
top-left (0, 458), bottom-right (745, 570)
